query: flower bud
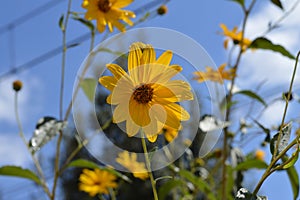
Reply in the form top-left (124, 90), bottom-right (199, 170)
top-left (13, 80), bottom-right (23, 92)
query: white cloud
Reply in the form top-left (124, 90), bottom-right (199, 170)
top-left (234, 0), bottom-right (300, 125)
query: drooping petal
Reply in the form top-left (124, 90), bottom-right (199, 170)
top-left (113, 104), bottom-right (129, 123)
top-left (129, 98), bottom-right (151, 126)
top-left (163, 80), bottom-right (194, 101)
top-left (126, 118), bottom-right (140, 137)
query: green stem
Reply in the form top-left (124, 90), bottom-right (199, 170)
top-left (52, 0), bottom-right (73, 199)
top-left (14, 92), bottom-right (52, 198)
top-left (272, 51), bottom-right (300, 160)
top-left (141, 132), bottom-right (159, 200)
top-left (221, 2), bottom-right (256, 199)
top-left (253, 136), bottom-right (299, 195)
top-left (253, 51), bottom-right (300, 195)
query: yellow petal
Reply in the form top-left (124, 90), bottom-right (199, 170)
top-left (126, 119), bottom-right (140, 137)
top-left (99, 76), bottom-right (117, 91)
top-left (112, 0), bottom-right (133, 8)
top-left (140, 44), bottom-right (156, 64)
top-left (156, 50), bottom-right (173, 66)
top-left (107, 63), bottom-right (126, 79)
top-left (147, 134), bottom-right (158, 143)
top-left (113, 104), bottom-right (129, 123)
top-left (128, 42), bottom-right (143, 71)
top-left (129, 99), bottom-right (151, 126)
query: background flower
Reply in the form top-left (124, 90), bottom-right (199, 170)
top-left (82, 0), bottom-right (135, 32)
top-left (78, 168), bottom-right (118, 197)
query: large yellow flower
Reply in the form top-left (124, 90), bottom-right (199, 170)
top-left (99, 42), bottom-right (193, 142)
top-left (82, 0), bottom-right (136, 33)
top-left (116, 151), bottom-right (149, 180)
top-left (78, 168), bottom-right (118, 197)
top-left (193, 63), bottom-right (236, 84)
top-left (220, 24), bottom-right (252, 51)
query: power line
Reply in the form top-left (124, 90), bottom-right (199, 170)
top-left (0, 0), bottom-right (169, 82)
top-left (0, 0), bottom-right (64, 34)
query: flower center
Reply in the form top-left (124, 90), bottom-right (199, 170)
top-left (97, 0), bottom-right (112, 13)
top-left (133, 84), bottom-right (153, 104)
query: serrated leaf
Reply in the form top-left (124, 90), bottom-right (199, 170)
top-left (235, 159), bottom-right (268, 171)
top-left (59, 14), bottom-right (64, 31)
top-left (229, 0), bottom-right (245, 7)
top-left (67, 159), bottom-right (131, 182)
top-left (179, 170), bottom-right (216, 200)
top-left (250, 37), bottom-right (295, 59)
top-left (271, 0), bottom-right (284, 10)
top-left (158, 179), bottom-right (184, 200)
top-left (0, 166), bottom-right (42, 185)
top-left (79, 78), bottom-right (97, 102)
top-left (236, 90), bottom-right (267, 107)
top-left (72, 16), bottom-right (95, 31)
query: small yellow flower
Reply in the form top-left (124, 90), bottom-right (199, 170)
top-left (82, 0), bottom-right (136, 33)
top-left (193, 63), bottom-right (236, 84)
top-left (78, 168), bottom-right (118, 197)
top-left (99, 42), bottom-right (193, 142)
top-left (255, 149), bottom-right (265, 161)
top-left (116, 151), bottom-right (149, 180)
top-left (159, 124), bottom-right (180, 142)
top-left (220, 24), bottom-right (252, 51)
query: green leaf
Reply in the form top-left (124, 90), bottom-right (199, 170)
top-left (283, 148), bottom-right (299, 169)
top-left (79, 78), bottom-right (97, 102)
top-left (72, 16), bottom-right (95, 31)
top-left (58, 14), bottom-right (64, 31)
top-left (228, 0), bottom-right (245, 7)
top-left (158, 179), bottom-right (184, 200)
top-left (67, 159), bottom-right (131, 182)
top-left (179, 170), bottom-right (216, 200)
top-left (235, 159), bottom-right (268, 171)
top-left (0, 166), bottom-right (41, 185)
top-left (286, 165), bottom-right (299, 200)
top-left (270, 0), bottom-right (284, 10)
top-left (235, 90), bottom-right (267, 107)
top-left (250, 37), bottom-right (295, 59)
top-left (67, 159), bottom-right (100, 169)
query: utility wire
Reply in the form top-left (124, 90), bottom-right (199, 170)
top-left (0, 0), bottom-right (64, 34)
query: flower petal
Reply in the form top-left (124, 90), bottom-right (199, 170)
top-left (106, 63), bottom-right (126, 79)
top-left (156, 50), bottom-right (173, 66)
top-left (129, 98), bottom-right (151, 126)
top-left (126, 119), bottom-right (140, 137)
top-left (112, 0), bottom-right (133, 8)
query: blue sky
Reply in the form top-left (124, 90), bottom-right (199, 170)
top-left (1, 0), bottom-right (300, 199)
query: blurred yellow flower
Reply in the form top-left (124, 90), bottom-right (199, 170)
top-left (159, 124), bottom-right (180, 142)
top-left (220, 24), bottom-right (252, 51)
top-left (82, 0), bottom-right (136, 33)
top-left (99, 42), bottom-right (193, 142)
top-left (78, 168), bottom-right (117, 197)
top-left (116, 151), bottom-right (149, 180)
top-left (255, 149), bottom-right (265, 161)
top-left (193, 63), bottom-right (236, 84)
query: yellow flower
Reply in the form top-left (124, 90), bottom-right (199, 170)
top-left (220, 24), bottom-right (252, 51)
top-left (78, 168), bottom-right (118, 197)
top-left (255, 149), bottom-right (265, 161)
top-left (159, 124), bottom-right (180, 142)
top-left (193, 63), bottom-right (236, 84)
top-left (99, 42), bottom-right (193, 142)
top-left (116, 151), bottom-right (149, 180)
top-left (82, 0), bottom-right (136, 33)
